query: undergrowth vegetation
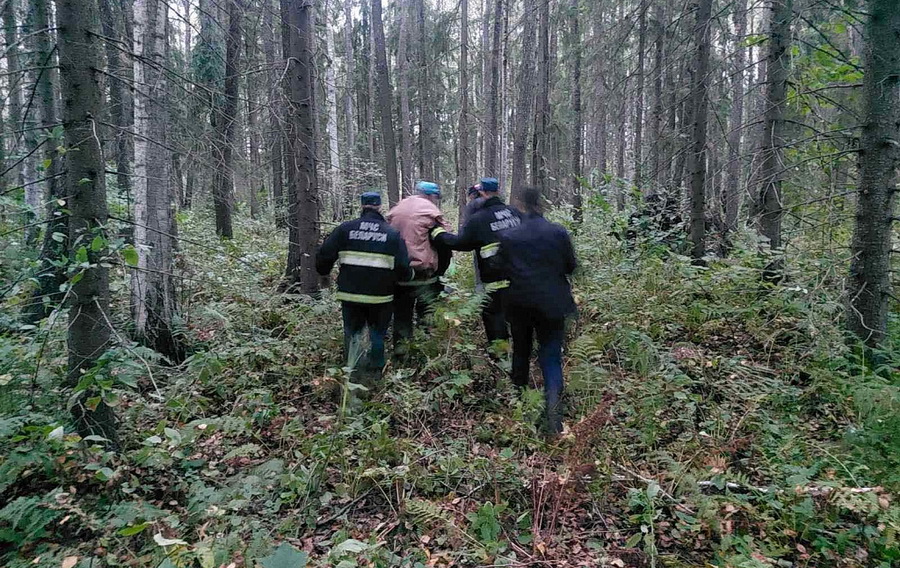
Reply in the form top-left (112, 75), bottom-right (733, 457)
top-left (1, 203), bottom-right (899, 567)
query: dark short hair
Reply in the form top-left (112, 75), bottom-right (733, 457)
top-left (518, 186), bottom-right (542, 214)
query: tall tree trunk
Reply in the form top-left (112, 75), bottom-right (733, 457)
top-left (245, 17), bottom-right (261, 220)
top-left (100, 0), bottom-right (131, 208)
top-left (689, 0), bottom-right (712, 261)
top-left (757, 0), bottom-right (792, 255)
top-left (282, 0), bottom-right (320, 292)
top-left (478, 0), bottom-right (488, 170)
top-left (397, 0), bottom-right (414, 194)
top-left (650, 2), bottom-right (664, 191)
top-left (633, 1), bottom-right (647, 189)
top-left (212, 0), bottom-right (242, 238)
top-left (56, 0), bottom-right (119, 447)
top-left (531, 0), bottom-right (549, 193)
top-left (21, 0), bottom-right (64, 325)
top-left (4, 0), bottom-right (24, 196)
top-left (324, 0), bottom-right (341, 209)
top-left (416, 0), bottom-right (434, 181)
top-left (847, 0), bottom-right (899, 348)
top-left (343, 0), bottom-right (356, 161)
top-left (570, 0), bottom-right (583, 221)
top-left (371, 0), bottom-right (400, 205)
top-left (484, 0), bottom-right (501, 177)
top-left (724, 0), bottom-right (746, 234)
top-left (456, 0), bottom-right (469, 220)
top-left (747, 5), bottom-right (770, 221)
top-left (133, 0), bottom-right (181, 360)
top-left (365, 0), bottom-right (376, 160)
top-left (262, 0), bottom-right (285, 226)
top-left (510, 0), bottom-right (536, 204)
top-left (616, 115), bottom-right (626, 211)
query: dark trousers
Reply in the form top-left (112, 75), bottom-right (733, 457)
top-left (507, 306), bottom-right (565, 432)
top-left (393, 280), bottom-right (440, 349)
top-left (482, 288), bottom-right (509, 343)
top-left (342, 301), bottom-right (393, 371)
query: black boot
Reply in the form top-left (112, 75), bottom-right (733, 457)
top-left (545, 389), bottom-right (564, 436)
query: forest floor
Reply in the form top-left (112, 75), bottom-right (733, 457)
top-left (1, 207), bottom-right (899, 568)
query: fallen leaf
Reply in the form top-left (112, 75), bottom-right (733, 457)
top-left (62, 557), bottom-right (78, 568)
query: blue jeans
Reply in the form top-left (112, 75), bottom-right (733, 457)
top-left (342, 301), bottom-right (392, 371)
top-left (508, 306), bottom-right (565, 432)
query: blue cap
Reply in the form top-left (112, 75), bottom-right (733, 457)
top-left (416, 181), bottom-right (441, 196)
top-left (480, 178), bottom-right (499, 192)
top-left (360, 191), bottom-right (382, 206)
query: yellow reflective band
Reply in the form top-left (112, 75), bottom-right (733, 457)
top-left (479, 242), bottom-right (500, 258)
top-left (430, 226), bottom-right (447, 238)
top-left (397, 276), bottom-right (439, 287)
top-left (485, 280), bottom-right (509, 291)
top-left (338, 250), bottom-right (395, 270)
top-left (336, 291), bottom-right (394, 304)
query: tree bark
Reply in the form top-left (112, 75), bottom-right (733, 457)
top-left (343, 0), bottom-right (356, 162)
top-left (847, 0), bottom-right (900, 348)
top-left (133, 0), bottom-right (182, 360)
top-left (417, 0), bottom-right (434, 181)
top-left (4, 0), bottom-right (24, 197)
top-left (531, 0), bottom-right (550, 194)
top-left (21, 0), bottom-right (64, 325)
top-left (456, 0), bottom-right (469, 220)
top-left (245, 17), bottom-right (261, 220)
top-left (650, 1), bottom-right (664, 191)
top-left (282, 0), bottom-right (320, 293)
top-left (484, 0), bottom-right (501, 177)
top-left (633, 0), bottom-right (647, 189)
top-left (370, 0), bottom-right (400, 205)
top-left (56, 0), bottom-right (119, 447)
top-left (570, 0), bottom-right (583, 221)
top-left (724, 0), bottom-right (746, 234)
top-left (212, 0), bottom-right (242, 238)
top-left (397, 0), bottom-right (414, 195)
top-left (100, 0), bottom-right (132, 207)
top-left (324, 0), bottom-right (341, 209)
top-left (262, 0), bottom-right (285, 226)
top-left (510, 0), bottom-right (536, 205)
top-left (365, 0), bottom-right (376, 160)
top-left (689, 0), bottom-right (712, 261)
top-left (757, 0), bottom-right (792, 255)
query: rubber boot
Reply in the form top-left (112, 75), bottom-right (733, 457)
top-left (545, 389), bottom-right (564, 436)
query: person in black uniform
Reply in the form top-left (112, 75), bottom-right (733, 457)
top-left (431, 177), bottom-right (521, 344)
top-left (499, 186), bottom-right (577, 435)
top-left (316, 192), bottom-right (413, 381)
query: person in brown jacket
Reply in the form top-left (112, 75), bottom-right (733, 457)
top-left (387, 181), bottom-right (452, 357)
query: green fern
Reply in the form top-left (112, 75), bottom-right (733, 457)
top-left (404, 499), bottom-right (453, 531)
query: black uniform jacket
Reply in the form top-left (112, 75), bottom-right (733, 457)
top-left (499, 212), bottom-right (577, 320)
top-left (316, 209), bottom-right (413, 304)
top-left (431, 196), bottom-right (521, 286)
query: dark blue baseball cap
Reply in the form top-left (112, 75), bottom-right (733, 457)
top-left (480, 178), bottom-right (499, 192)
top-left (360, 191), bottom-right (382, 206)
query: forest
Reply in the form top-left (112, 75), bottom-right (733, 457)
top-left (0, 0), bottom-right (899, 565)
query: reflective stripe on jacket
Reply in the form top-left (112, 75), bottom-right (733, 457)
top-left (315, 209), bottom-right (413, 304)
top-left (434, 196), bottom-right (521, 285)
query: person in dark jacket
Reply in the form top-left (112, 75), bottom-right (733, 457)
top-left (461, 184), bottom-right (486, 292)
top-left (316, 192), bottom-right (413, 380)
top-left (499, 186), bottom-right (577, 435)
top-left (432, 177), bottom-right (521, 344)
